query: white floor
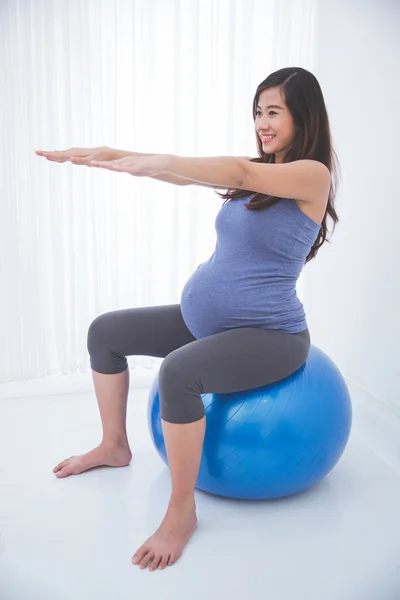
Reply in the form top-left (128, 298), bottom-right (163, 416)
top-left (1, 373), bottom-right (400, 600)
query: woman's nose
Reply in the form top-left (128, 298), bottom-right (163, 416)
top-left (258, 118), bottom-right (270, 130)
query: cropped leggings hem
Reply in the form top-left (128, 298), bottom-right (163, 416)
top-left (87, 304), bottom-right (311, 424)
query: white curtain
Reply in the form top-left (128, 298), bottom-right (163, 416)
top-left (0, 0), bottom-right (317, 386)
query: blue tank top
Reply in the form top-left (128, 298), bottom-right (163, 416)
top-left (180, 195), bottom-right (321, 338)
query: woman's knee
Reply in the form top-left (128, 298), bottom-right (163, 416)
top-left (87, 313), bottom-right (110, 354)
top-left (87, 312), bottom-right (128, 374)
top-left (158, 356), bottom-right (205, 424)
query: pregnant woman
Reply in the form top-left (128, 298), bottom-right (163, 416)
top-left (35, 66), bottom-right (337, 572)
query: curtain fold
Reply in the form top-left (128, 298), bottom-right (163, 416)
top-left (0, 0), bottom-right (316, 384)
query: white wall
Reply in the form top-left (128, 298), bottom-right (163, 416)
top-left (306, 0), bottom-right (400, 416)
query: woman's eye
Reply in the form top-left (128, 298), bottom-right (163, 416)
top-left (256, 110), bottom-right (276, 116)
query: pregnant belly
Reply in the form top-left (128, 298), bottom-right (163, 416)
top-left (181, 265), bottom-right (302, 339)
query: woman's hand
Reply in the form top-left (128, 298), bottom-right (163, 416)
top-left (90, 154), bottom-right (172, 177)
top-left (35, 146), bottom-right (118, 166)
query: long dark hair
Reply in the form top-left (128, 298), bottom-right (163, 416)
top-left (216, 67), bottom-right (340, 263)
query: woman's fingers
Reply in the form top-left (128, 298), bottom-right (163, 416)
top-left (36, 150), bottom-right (70, 159)
top-left (35, 149), bottom-right (91, 161)
top-left (90, 160), bottom-right (122, 171)
top-left (91, 159), bottom-right (120, 166)
top-left (91, 157), bottom-right (130, 168)
top-left (35, 149), bottom-right (93, 165)
top-left (36, 150), bottom-right (127, 171)
top-left (70, 156), bottom-right (93, 165)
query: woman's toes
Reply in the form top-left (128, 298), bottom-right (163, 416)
top-left (158, 556), bottom-right (170, 570)
top-left (132, 545), bottom-right (148, 565)
top-left (139, 552), bottom-right (153, 569)
top-left (53, 458), bottom-right (71, 473)
top-left (149, 555), bottom-right (162, 571)
top-left (168, 552), bottom-right (180, 566)
top-left (55, 465), bottom-right (72, 478)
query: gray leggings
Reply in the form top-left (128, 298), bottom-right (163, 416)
top-left (87, 304), bottom-right (311, 424)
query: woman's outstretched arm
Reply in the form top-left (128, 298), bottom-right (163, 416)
top-left (112, 148), bottom-right (230, 189)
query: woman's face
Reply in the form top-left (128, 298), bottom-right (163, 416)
top-left (255, 87), bottom-right (296, 163)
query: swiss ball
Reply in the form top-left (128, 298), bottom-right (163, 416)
top-left (147, 345), bottom-right (352, 500)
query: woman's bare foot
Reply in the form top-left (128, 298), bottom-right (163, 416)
top-left (132, 498), bottom-right (197, 571)
top-left (53, 442), bottom-right (132, 478)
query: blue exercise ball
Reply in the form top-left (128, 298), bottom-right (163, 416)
top-left (147, 345), bottom-right (352, 500)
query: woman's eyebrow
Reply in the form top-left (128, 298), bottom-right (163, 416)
top-left (257, 104), bottom-right (283, 110)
